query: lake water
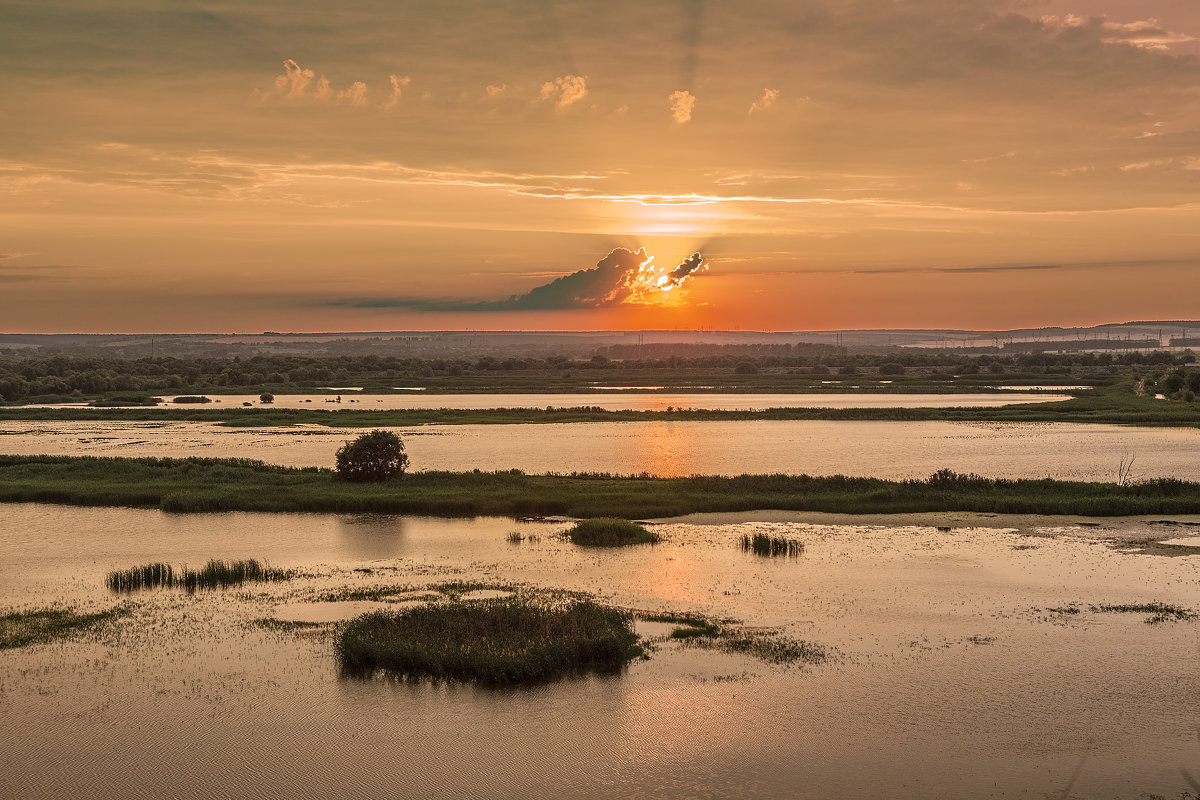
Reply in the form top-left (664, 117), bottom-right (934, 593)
top-left (2, 503), bottom-right (1198, 799)
top-left (3, 418), bottom-right (1200, 480)
top-left (30, 391), bottom-right (1072, 411)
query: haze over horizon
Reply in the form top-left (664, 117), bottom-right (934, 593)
top-left (3, 0), bottom-right (1199, 333)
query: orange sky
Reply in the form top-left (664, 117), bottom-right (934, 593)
top-left (2, 0), bottom-right (1199, 333)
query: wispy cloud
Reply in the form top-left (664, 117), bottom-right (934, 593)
top-left (748, 88), bottom-right (779, 114)
top-left (1040, 14), bottom-right (1198, 51)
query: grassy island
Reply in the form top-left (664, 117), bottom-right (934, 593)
top-left (336, 599), bottom-right (642, 684)
top-left (565, 518), bottom-right (661, 547)
top-left (3, 454), bottom-right (1200, 518)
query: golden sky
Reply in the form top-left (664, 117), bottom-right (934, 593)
top-left (2, 0), bottom-right (1199, 333)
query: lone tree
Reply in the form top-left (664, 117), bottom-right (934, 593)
top-left (335, 430), bottom-right (408, 482)
top-left (259, 392), bottom-right (275, 403)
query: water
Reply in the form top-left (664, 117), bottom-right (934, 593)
top-left (2, 503), bottom-right (1199, 799)
top-left (3, 418), bottom-right (1200, 480)
top-left (28, 391), bottom-right (1072, 412)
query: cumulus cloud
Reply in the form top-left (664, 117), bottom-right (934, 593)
top-left (313, 76), bottom-right (332, 101)
top-left (276, 59), bottom-right (315, 97)
top-left (264, 60), bottom-right (372, 106)
top-left (337, 81), bottom-right (368, 106)
top-left (539, 75), bottom-right (588, 109)
top-left (748, 88), bottom-right (779, 114)
top-left (383, 75), bottom-right (411, 109)
top-left (485, 83), bottom-right (510, 97)
top-left (669, 90), bottom-right (696, 123)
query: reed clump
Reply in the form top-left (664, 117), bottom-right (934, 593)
top-left (336, 598), bottom-right (642, 685)
top-left (740, 532), bottom-right (804, 557)
top-left (565, 518), bottom-right (660, 547)
top-left (106, 559), bottom-right (291, 592)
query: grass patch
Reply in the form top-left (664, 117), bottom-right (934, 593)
top-left (336, 598), bottom-right (643, 685)
top-left (106, 559), bottom-right (292, 592)
top-left (0, 607), bottom-right (125, 649)
top-left (1095, 602), bottom-right (1196, 624)
top-left (639, 610), bottom-right (722, 638)
top-left (315, 580), bottom-right (534, 603)
top-left (739, 532), bottom-right (804, 557)
top-left (252, 618), bottom-right (327, 632)
top-left (9, 456), bottom-right (1200, 518)
top-left (565, 517), bottom-right (661, 547)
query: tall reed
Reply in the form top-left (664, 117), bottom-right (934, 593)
top-left (107, 559), bottom-right (290, 592)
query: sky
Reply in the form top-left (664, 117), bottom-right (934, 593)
top-left (1, 0), bottom-right (1198, 333)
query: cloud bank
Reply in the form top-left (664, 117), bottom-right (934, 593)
top-left (329, 248), bottom-right (709, 312)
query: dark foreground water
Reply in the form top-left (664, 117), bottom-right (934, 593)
top-left (2, 503), bottom-right (1199, 799)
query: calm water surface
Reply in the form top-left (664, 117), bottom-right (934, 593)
top-left (1, 504), bottom-right (1199, 799)
top-left (3, 418), bottom-right (1200, 480)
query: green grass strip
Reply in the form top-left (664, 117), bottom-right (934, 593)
top-left (3, 455), bottom-right (1200, 517)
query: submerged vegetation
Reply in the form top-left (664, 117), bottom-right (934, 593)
top-left (1046, 602), bottom-right (1196, 624)
top-left (565, 518), bottom-right (661, 547)
top-left (106, 559), bottom-right (291, 592)
top-left (336, 598), bottom-right (643, 685)
top-left (1096, 602), bottom-right (1196, 625)
top-left (639, 611), bottom-right (830, 665)
top-left (739, 532), bottom-right (805, 557)
top-left (6, 455), bottom-right (1200, 518)
top-left (0, 607), bottom-right (125, 649)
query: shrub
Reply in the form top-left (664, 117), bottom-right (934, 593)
top-left (259, 392), bottom-right (275, 403)
top-left (879, 362), bottom-right (905, 375)
top-left (734, 362), bottom-right (758, 375)
top-left (335, 429), bottom-right (409, 482)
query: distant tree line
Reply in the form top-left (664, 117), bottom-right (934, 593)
top-left (0, 349), bottom-right (1193, 402)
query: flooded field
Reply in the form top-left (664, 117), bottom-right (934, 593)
top-left (2, 503), bottom-right (1198, 799)
top-left (28, 391), bottom-right (1072, 412)
top-left (3, 418), bottom-right (1200, 481)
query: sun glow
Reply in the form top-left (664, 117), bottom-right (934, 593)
top-left (622, 251), bottom-right (708, 306)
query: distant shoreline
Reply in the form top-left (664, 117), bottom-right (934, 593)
top-left (1, 391), bottom-right (1196, 429)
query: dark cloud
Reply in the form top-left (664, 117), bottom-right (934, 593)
top-left (326, 247), bottom-right (709, 312)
